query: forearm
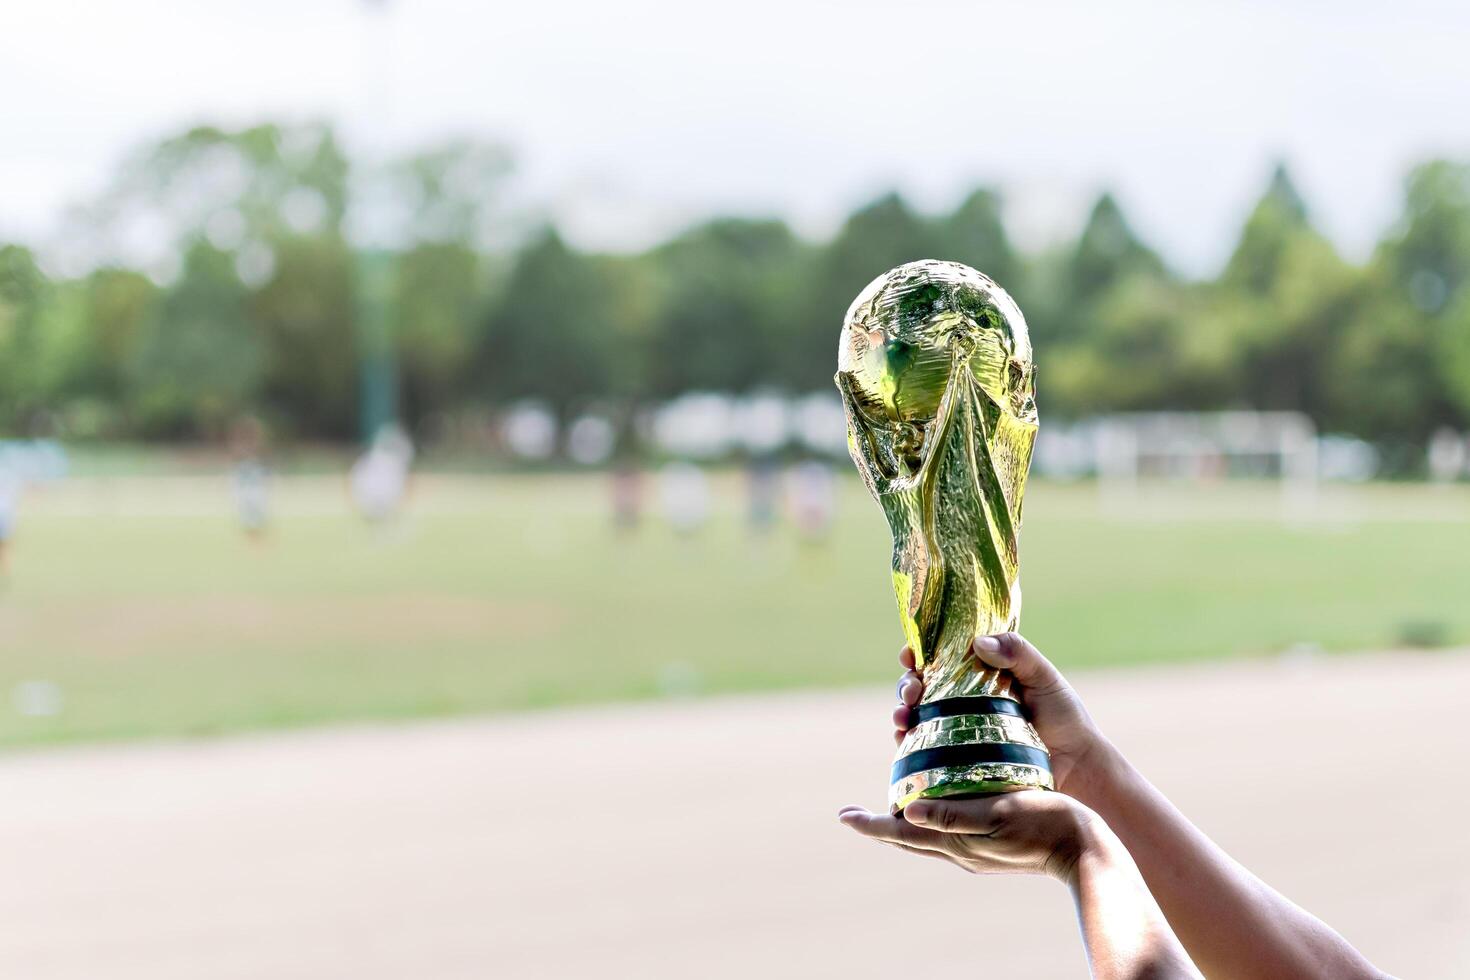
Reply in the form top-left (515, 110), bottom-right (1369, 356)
top-left (1069, 818), bottom-right (1200, 980)
top-left (1076, 739), bottom-right (1382, 980)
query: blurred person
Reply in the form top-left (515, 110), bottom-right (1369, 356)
top-left (842, 633), bottom-right (1386, 980)
top-left (789, 459), bottom-right (835, 543)
top-left (658, 461), bottom-right (710, 536)
top-left (0, 459), bottom-right (18, 578)
top-left (350, 424), bottom-right (415, 524)
top-left (231, 458), bottom-right (271, 542)
top-left (744, 454), bottom-right (781, 535)
top-left (610, 457), bottom-right (644, 532)
top-left (23, 439), bottom-right (68, 483)
top-left (228, 416), bottom-right (272, 541)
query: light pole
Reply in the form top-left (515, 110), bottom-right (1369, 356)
top-left (353, 0), bottom-right (398, 444)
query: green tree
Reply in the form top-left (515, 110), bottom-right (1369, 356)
top-left (1323, 282), bottom-right (1437, 443)
top-left (934, 189), bottom-right (1020, 292)
top-left (1381, 162), bottom-right (1470, 428)
top-left (1194, 165), bottom-right (1362, 424)
top-left (380, 139), bottom-right (512, 427)
top-left (1028, 192), bottom-right (1168, 355)
top-left (379, 138), bottom-right (513, 249)
top-left (83, 268), bottom-right (157, 398)
top-left (1045, 277), bottom-right (1222, 416)
top-left (1221, 163), bottom-right (1310, 294)
top-left (250, 236), bottom-right (357, 438)
top-left (1380, 160), bottom-right (1470, 308)
top-left (1027, 193), bottom-right (1175, 416)
top-left (84, 122), bottom-right (349, 250)
top-left (479, 229), bottom-right (636, 422)
top-left (0, 245), bottom-right (50, 428)
top-left (1328, 161), bottom-right (1470, 438)
top-left (129, 243), bottom-right (264, 438)
top-left (25, 267), bottom-right (158, 439)
top-left (1437, 288), bottom-right (1470, 425)
top-left (1068, 193), bottom-right (1167, 311)
top-left (393, 241), bottom-right (486, 423)
top-left (645, 218), bottom-right (805, 396)
top-left (75, 122), bottom-right (356, 439)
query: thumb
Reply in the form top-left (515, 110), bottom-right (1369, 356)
top-left (973, 632), bottom-right (1067, 695)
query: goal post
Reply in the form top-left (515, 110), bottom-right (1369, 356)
top-left (1093, 411), bottom-right (1319, 514)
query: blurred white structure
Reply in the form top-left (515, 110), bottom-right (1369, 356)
top-left (350, 424), bottom-right (415, 522)
top-left (732, 393), bottom-right (788, 455)
top-left (1427, 428), bottom-right (1469, 483)
top-left (1316, 436), bottom-right (1379, 483)
top-left (1095, 411), bottom-right (1319, 508)
top-left (1032, 425), bottom-right (1099, 482)
top-left (792, 394), bottom-right (848, 457)
top-left (658, 461), bottom-right (710, 535)
top-left (567, 415), bottom-right (615, 465)
top-left (12, 680), bottom-right (63, 718)
top-left (649, 392), bottom-right (848, 460)
top-left (502, 402), bottom-right (557, 460)
top-left (650, 394), bottom-right (735, 459)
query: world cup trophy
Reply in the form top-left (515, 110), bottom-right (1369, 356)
top-left (835, 260), bottom-right (1052, 813)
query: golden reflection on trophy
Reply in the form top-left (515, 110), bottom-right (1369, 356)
top-left (835, 260), bottom-right (1053, 812)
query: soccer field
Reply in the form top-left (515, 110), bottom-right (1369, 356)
top-left (1, 472), bottom-right (1467, 747)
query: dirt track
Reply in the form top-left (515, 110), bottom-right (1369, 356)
top-left (0, 652), bottom-right (1466, 978)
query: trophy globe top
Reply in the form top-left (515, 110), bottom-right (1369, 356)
top-left (837, 260), bottom-right (1036, 488)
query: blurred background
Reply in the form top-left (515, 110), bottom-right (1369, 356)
top-left (1, 2), bottom-right (1468, 978)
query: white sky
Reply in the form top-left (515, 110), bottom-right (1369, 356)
top-left (2, 0), bottom-right (1467, 275)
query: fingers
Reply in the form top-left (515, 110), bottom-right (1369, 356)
top-left (905, 792), bottom-right (1085, 876)
top-left (891, 702), bottom-right (915, 744)
top-left (886, 840), bottom-right (951, 862)
top-left (892, 664), bottom-right (923, 742)
top-left (842, 795), bottom-right (1086, 879)
top-left (972, 632), bottom-right (1067, 695)
top-left (837, 806), bottom-right (949, 853)
top-left (897, 671), bottom-right (921, 706)
top-left (898, 645), bottom-right (915, 670)
top-left (903, 796), bottom-right (1014, 836)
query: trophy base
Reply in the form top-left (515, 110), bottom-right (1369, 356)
top-left (889, 695), bottom-right (1054, 813)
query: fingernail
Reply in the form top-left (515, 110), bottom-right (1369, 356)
top-left (838, 810), bottom-right (862, 824)
top-left (974, 636), bottom-right (1001, 652)
top-left (905, 802), bottom-right (929, 823)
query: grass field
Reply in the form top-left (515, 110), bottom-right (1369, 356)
top-left (1, 471), bottom-right (1468, 747)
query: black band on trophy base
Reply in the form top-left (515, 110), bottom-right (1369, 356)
top-left (913, 695), bottom-right (1025, 723)
top-left (889, 695), bottom-right (1054, 811)
top-left (891, 741), bottom-right (1051, 783)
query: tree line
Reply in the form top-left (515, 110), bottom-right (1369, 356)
top-left (2, 121), bottom-right (1469, 457)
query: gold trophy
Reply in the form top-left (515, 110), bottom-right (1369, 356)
top-left (835, 260), bottom-right (1052, 813)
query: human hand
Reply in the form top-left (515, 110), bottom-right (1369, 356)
top-left (837, 791), bottom-right (1102, 884)
top-left (893, 633), bottom-right (1107, 799)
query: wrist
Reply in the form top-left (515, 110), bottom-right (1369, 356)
top-left (1045, 799), bottom-right (1118, 886)
top-left (1060, 812), bottom-right (1135, 896)
top-left (1061, 731), bottom-right (1130, 810)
